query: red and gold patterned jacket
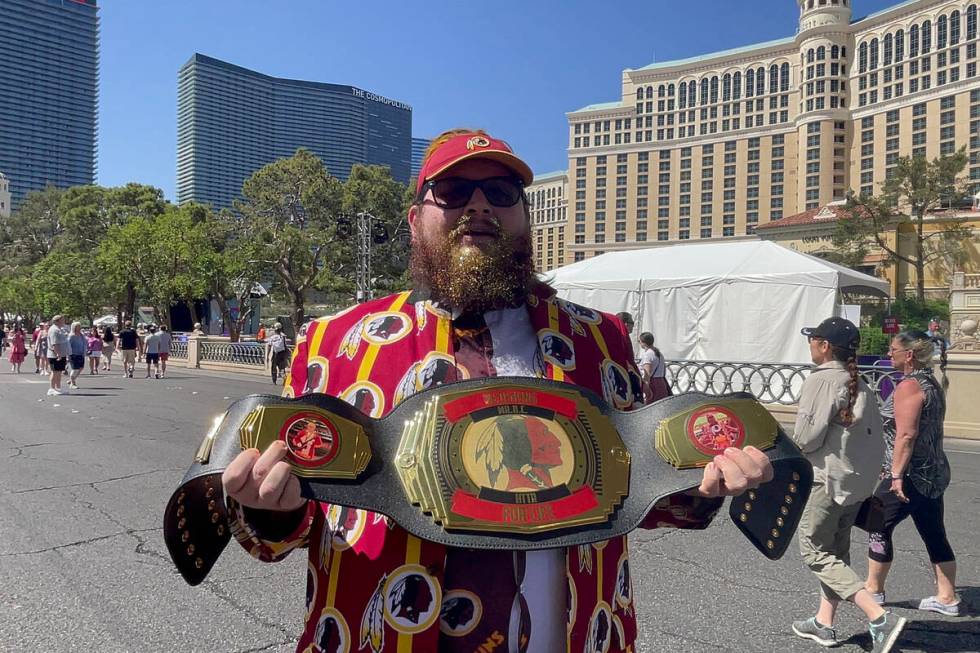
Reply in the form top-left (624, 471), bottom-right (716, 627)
top-left (228, 284), bottom-right (720, 653)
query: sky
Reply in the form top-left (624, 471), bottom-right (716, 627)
top-left (97, 0), bottom-right (901, 201)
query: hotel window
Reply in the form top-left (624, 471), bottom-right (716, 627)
top-left (923, 20), bottom-right (932, 53)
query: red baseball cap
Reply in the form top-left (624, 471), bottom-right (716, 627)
top-left (416, 131), bottom-right (534, 195)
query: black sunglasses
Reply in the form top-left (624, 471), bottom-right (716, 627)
top-left (415, 176), bottom-right (524, 209)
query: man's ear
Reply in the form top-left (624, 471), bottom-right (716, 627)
top-left (408, 203), bottom-right (420, 240)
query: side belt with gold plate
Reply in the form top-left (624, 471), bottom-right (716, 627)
top-left (164, 377), bottom-right (812, 585)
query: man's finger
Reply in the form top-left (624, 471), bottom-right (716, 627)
top-left (723, 448), bottom-right (765, 486)
top-left (222, 448), bottom-right (260, 496)
top-left (258, 460), bottom-right (296, 505)
top-left (698, 461), bottom-right (723, 497)
top-left (742, 446), bottom-right (775, 483)
top-left (713, 454), bottom-right (748, 493)
top-left (251, 441), bottom-right (289, 482)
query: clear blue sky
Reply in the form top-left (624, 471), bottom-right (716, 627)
top-left (98, 0), bottom-right (899, 200)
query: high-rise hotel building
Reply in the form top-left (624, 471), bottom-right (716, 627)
top-left (548, 0), bottom-right (980, 268)
top-left (0, 0), bottom-right (99, 210)
top-left (177, 54), bottom-right (412, 209)
top-left (527, 171), bottom-right (568, 272)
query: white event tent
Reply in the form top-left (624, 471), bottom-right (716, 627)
top-left (546, 240), bottom-right (889, 364)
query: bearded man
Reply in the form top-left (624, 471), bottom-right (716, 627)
top-left (221, 129), bottom-right (772, 652)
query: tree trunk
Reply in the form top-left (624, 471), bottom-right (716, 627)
top-left (184, 299), bottom-right (201, 327)
top-left (124, 283), bottom-right (136, 323)
top-left (291, 288), bottom-right (305, 339)
top-left (915, 209), bottom-right (926, 302)
top-left (212, 292), bottom-right (237, 342)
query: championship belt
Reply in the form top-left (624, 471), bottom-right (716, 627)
top-left (164, 378), bottom-right (812, 585)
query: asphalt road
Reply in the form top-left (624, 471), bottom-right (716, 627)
top-left (0, 365), bottom-right (977, 653)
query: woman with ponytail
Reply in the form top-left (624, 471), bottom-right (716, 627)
top-left (865, 330), bottom-right (960, 617)
top-left (789, 318), bottom-right (906, 651)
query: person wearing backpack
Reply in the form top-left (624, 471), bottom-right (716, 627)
top-left (267, 323), bottom-right (288, 384)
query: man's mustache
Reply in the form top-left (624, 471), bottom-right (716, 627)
top-left (448, 215), bottom-right (502, 240)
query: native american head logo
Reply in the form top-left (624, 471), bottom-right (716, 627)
top-left (341, 381), bottom-right (384, 418)
top-left (558, 299), bottom-right (601, 325)
top-left (379, 566), bottom-right (440, 635)
top-left (686, 406), bottom-right (746, 456)
top-left (363, 312), bottom-right (411, 345)
top-left (539, 330), bottom-right (575, 370)
top-left (313, 609), bottom-right (349, 653)
top-left (439, 590), bottom-right (482, 637)
top-left (615, 554), bottom-right (633, 612)
top-left (601, 360), bottom-right (632, 409)
top-left (325, 505), bottom-right (366, 551)
top-left (469, 415), bottom-right (572, 491)
top-left (587, 603), bottom-right (612, 653)
top-left (394, 354), bottom-right (461, 404)
top-left (305, 357), bottom-right (328, 394)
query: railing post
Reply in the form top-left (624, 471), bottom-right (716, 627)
top-left (186, 335), bottom-right (201, 369)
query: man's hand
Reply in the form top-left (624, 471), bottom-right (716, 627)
top-left (690, 446), bottom-right (774, 498)
top-left (222, 440), bottom-right (307, 512)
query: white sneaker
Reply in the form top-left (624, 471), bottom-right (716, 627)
top-left (46, 388), bottom-right (56, 396)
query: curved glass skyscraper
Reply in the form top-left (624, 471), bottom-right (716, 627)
top-left (177, 54), bottom-right (412, 209)
top-left (0, 0), bottom-right (99, 210)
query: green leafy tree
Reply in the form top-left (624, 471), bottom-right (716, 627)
top-left (236, 149), bottom-right (344, 329)
top-left (0, 185), bottom-right (65, 272)
top-left (195, 208), bottom-right (267, 341)
top-left (834, 150), bottom-right (973, 301)
top-left (31, 250), bottom-right (108, 323)
top-left (60, 184), bottom-right (168, 320)
top-left (99, 205), bottom-right (209, 327)
top-left (0, 272), bottom-right (43, 328)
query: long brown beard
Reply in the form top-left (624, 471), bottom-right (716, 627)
top-left (409, 217), bottom-right (536, 313)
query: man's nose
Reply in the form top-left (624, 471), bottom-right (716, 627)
top-left (464, 187), bottom-right (492, 214)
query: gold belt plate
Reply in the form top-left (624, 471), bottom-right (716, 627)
top-left (395, 383), bottom-right (630, 534)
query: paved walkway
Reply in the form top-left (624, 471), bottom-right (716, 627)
top-left (0, 367), bottom-right (976, 652)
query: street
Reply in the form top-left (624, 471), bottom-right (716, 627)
top-left (0, 367), bottom-right (976, 652)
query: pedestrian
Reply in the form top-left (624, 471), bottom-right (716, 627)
top-left (219, 128), bottom-right (772, 652)
top-left (615, 311), bottom-right (634, 335)
top-left (118, 320), bottom-right (139, 378)
top-left (0, 324), bottom-right (6, 354)
top-left (101, 325), bottom-right (115, 371)
top-left (638, 332), bottom-right (670, 402)
top-left (67, 322), bottom-right (86, 389)
top-left (87, 327), bottom-right (103, 375)
top-left (267, 323), bottom-right (288, 384)
top-left (143, 324), bottom-right (161, 379)
top-left (256, 323), bottom-right (266, 343)
top-left (158, 324), bottom-right (172, 378)
top-left (8, 326), bottom-right (27, 373)
top-left (136, 322), bottom-right (147, 363)
top-left (789, 318), bottom-right (905, 652)
top-left (32, 322), bottom-right (48, 374)
top-left (865, 331), bottom-right (961, 616)
top-left (46, 315), bottom-right (69, 395)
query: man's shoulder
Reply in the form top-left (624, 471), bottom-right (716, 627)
top-left (315, 292), bottom-right (412, 329)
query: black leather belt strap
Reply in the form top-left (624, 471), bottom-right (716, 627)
top-left (164, 378), bottom-right (812, 586)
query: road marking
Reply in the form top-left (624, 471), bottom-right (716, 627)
top-left (948, 449), bottom-right (980, 455)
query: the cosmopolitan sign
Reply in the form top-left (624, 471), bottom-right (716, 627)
top-left (351, 88), bottom-right (411, 111)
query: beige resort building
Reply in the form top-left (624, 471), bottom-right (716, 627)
top-left (529, 0), bottom-right (980, 294)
